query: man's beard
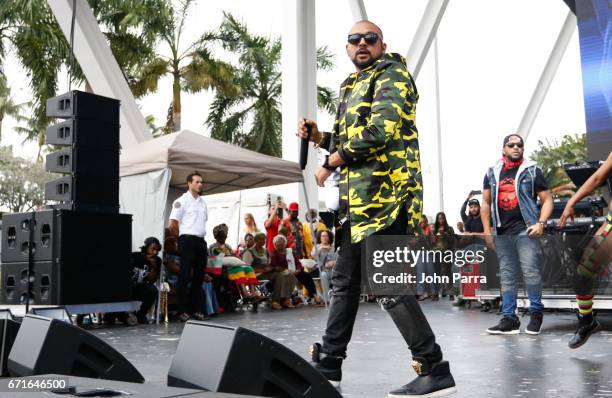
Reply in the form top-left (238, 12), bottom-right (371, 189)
top-left (351, 53), bottom-right (379, 69)
top-left (505, 153), bottom-right (523, 162)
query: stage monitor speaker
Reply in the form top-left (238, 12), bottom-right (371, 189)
top-left (29, 307), bottom-right (72, 324)
top-left (0, 318), bottom-right (20, 376)
top-left (8, 315), bottom-right (144, 383)
top-left (46, 91), bottom-right (120, 125)
top-left (167, 321), bottom-right (341, 398)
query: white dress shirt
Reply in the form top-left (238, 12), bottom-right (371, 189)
top-left (169, 192), bottom-right (208, 238)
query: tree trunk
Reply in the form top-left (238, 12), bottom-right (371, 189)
top-left (172, 71), bottom-right (181, 132)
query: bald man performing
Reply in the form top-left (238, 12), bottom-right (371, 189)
top-left (298, 21), bottom-right (456, 397)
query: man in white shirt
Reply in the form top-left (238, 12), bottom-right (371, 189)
top-left (168, 172), bottom-right (208, 322)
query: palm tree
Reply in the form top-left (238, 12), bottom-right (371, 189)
top-left (1, 0), bottom-right (177, 150)
top-left (1, 0), bottom-right (69, 146)
top-left (127, 0), bottom-right (237, 133)
top-left (205, 12), bottom-right (337, 157)
top-left (87, 0), bottom-right (172, 90)
top-left (0, 73), bottom-right (24, 141)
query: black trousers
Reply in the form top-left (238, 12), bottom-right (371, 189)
top-left (133, 283), bottom-right (158, 318)
top-left (321, 208), bottom-right (442, 362)
top-left (178, 235), bottom-right (206, 314)
top-left (296, 271), bottom-right (318, 299)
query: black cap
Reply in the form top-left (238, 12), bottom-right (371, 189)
top-left (468, 199), bottom-right (480, 206)
top-left (503, 134), bottom-right (524, 148)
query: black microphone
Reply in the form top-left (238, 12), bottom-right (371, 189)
top-left (299, 119), bottom-right (311, 170)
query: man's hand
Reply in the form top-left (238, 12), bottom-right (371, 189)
top-left (526, 223), bottom-right (544, 237)
top-left (315, 166), bottom-right (332, 187)
top-left (298, 118), bottom-right (322, 144)
top-left (558, 204), bottom-right (575, 226)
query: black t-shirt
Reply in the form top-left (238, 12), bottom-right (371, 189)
top-left (460, 201), bottom-right (484, 233)
top-left (464, 216), bottom-right (484, 233)
top-left (483, 166), bottom-right (548, 235)
top-left (130, 252), bottom-right (161, 284)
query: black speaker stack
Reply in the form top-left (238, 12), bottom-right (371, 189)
top-left (0, 91), bottom-right (132, 305)
top-left (44, 91), bottom-right (120, 213)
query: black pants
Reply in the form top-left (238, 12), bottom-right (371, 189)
top-left (178, 235), bottom-right (206, 314)
top-left (321, 208), bottom-right (442, 362)
top-left (296, 271), bottom-right (318, 298)
top-left (133, 283), bottom-right (158, 318)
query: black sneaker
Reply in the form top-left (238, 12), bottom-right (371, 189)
top-left (568, 313), bottom-right (601, 349)
top-left (310, 343), bottom-right (342, 388)
top-left (486, 317), bottom-right (520, 335)
top-left (387, 358), bottom-right (457, 397)
top-left (525, 312), bottom-right (543, 335)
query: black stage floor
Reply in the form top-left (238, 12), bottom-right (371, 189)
top-left (7, 301), bottom-right (612, 397)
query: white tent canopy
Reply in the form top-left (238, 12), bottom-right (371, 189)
top-left (120, 130), bottom-right (303, 195)
top-left (119, 130), bottom-right (304, 251)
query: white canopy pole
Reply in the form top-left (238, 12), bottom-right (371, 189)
top-left (347, 0), bottom-right (368, 21)
top-left (281, 0), bottom-right (319, 216)
top-left (433, 36), bottom-right (444, 212)
top-left (46, 0), bottom-right (151, 147)
top-left (517, 10), bottom-right (576, 141)
top-left (406, 0), bottom-right (449, 79)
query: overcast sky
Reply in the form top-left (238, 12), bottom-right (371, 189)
top-left (1, 0), bottom-right (586, 224)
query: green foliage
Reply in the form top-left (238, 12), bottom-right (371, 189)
top-left (206, 12), bottom-right (337, 157)
top-left (127, 0), bottom-right (237, 133)
top-left (0, 0), bottom-right (172, 150)
top-left (529, 133), bottom-right (587, 196)
top-left (0, 73), bottom-right (25, 141)
top-left (0, 0), bottom-right (69, 149)
top-left (0, 146), bottom-right (51, 213)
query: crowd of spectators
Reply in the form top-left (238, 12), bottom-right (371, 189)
top-left (99, 199), bottom-right (337, 325)
top-left (100, 188), bottom-right (490, 325)
top-left (415, 191), bottom-right (485, 306)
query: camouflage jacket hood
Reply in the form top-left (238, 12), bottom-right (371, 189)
top-left (329, 52), bottom-right (423, 243)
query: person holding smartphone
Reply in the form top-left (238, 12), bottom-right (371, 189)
top-left (264, 200), bottom-right (292, 254)
top-left (460, 191), bottom-right (484, 233)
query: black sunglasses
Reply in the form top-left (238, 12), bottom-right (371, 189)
top-left (347, 32), bottom-right (379, 45)
top-left (506, 142), bottom-right (524, 149)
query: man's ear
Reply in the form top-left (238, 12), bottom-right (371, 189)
top-left (382, 42), bottom-right (387, 53)
top-left (345, 43), bottom-right (350, 55)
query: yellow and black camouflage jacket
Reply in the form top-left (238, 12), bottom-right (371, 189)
top-left (321, 52), bottom-right (423, 243)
